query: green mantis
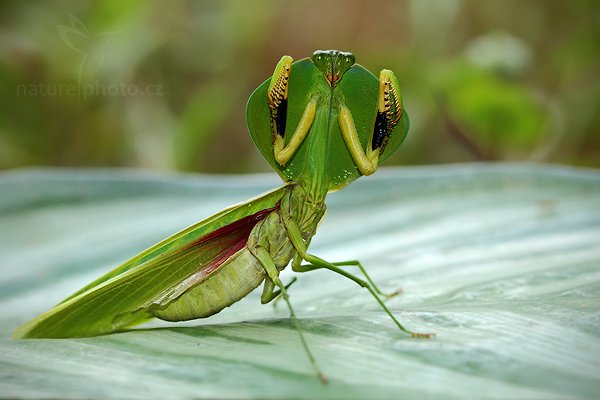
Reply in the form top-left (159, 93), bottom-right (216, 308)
top-left (13, 50), bottom-right (433, 382)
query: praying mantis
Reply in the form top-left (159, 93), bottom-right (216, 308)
top-left (13, 50), bottom-right (433, 382)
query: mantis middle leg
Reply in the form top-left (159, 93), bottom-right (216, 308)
top-left (282, 216), bottom-right (433, 339)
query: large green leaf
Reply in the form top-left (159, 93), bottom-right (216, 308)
top-left (1, 165), bottom-right (599, 399)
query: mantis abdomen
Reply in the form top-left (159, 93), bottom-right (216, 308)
top-left (150, 248), bottom-right (267, 321)
top-left (148, 201), bottom-right (304, 321)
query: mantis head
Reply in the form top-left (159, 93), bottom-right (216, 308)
top-left (311, 50), bottom-right (356, 87)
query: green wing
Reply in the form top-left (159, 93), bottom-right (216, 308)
top-left (13, 185), bottom-right (289, 339)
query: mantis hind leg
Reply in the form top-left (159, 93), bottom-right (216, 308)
top-left (260, 276), bottom-right (297, 304)
top-left (251, 246), bottom-right (327, 384)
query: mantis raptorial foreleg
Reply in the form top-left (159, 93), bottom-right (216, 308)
top-left (282, 216), bottom-right (433, 339)
top-left (339, 69), bottom-right (403, 176)
top-left (273, 100), bottom-right (316, 165)
top-left (268, 55), bottom-right (317, 166)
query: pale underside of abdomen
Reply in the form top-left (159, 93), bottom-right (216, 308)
top-left (149, 248), bottom-right (266, 321)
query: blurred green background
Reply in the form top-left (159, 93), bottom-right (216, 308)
top-left (1, 0), bottom-right (598, 173)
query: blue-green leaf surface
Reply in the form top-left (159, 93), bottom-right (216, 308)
top-left (0, 165), bottom-right (599, 399)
